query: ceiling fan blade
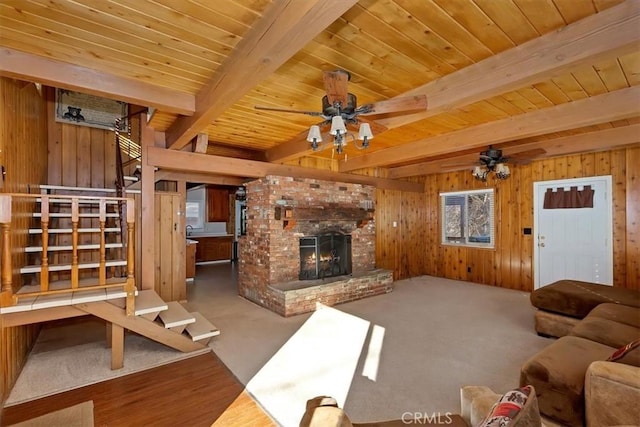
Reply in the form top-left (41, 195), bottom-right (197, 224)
top-left (353, 117), bottom-right (388, 135)
top-left (506, 148), bottom-right (546, 163)
top-left (323, 70), bottom-right (350, 107)
top-left (360, 94), bottom-right (427, 116)
top-left (254, 105), bottom-right (324, 117)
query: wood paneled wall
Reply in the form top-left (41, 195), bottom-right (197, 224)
top-left (374, 147), bottom-right (639, 291)
top-left (0, 78), bottom-right (49, 406)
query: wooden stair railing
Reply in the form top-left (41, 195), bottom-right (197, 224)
top-left (0, 193), bottom-right (136, 316)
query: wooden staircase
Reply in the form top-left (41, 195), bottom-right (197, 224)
top-left (0, 187), bottom-right (219, 370)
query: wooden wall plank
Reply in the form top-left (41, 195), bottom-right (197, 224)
top-left (390, 147), bottom-right (639, 291)
top-left (0, 77), bottom-right (48, 406)
top-left (625, 147), bottom-right (640, 289)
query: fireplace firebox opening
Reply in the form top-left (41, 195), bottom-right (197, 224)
top-left (299, 232), bottom-right (352, 280)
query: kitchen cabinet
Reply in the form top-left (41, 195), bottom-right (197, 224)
top-left (186, 240), bottom-right (197, 279)
top-left (193, 236), bottom-right (233, 262)
top-left (207, 187), bottom-right (230, 222)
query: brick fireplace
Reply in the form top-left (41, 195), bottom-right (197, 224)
top-left (238, 175), bottom-right (393, 316)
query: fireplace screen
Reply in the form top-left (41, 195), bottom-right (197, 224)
top-left (299, 233), bottom-right (352, 280)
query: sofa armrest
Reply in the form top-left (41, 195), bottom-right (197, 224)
top-left (585, 361), bottom-right (640, 427)
top-left (460, 386), bottom-right (501, 426)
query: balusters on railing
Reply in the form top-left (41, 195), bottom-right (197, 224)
top-left (125, 198), bottom-right (136, 316)
top-left (71, 198), bottom-right (79, 288)
top-left (99, 199), bottom-right (107, 285)
top-left (40, 195), bottom-right (50, 292)
top-left (0, 195), bottom-right (14, 307)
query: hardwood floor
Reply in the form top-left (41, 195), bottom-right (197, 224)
top-left (1, 353), bottom-right (276, 427)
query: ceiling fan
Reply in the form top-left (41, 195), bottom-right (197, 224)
top-left (472, 146), bottom-right (547, 181)
top-left (254, 70), bottom-right (427, 154)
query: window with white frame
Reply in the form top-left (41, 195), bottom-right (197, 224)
top-left (440, 189), bottom-right (494, 248)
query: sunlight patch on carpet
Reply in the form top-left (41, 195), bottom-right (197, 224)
top-left (362, 324), bottom-right (385, 382)
top-left (246, 303), bottom-right (370, 427)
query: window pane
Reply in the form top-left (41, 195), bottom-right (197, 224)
top-left (440, 189), bottom-right (493, 248)
top-left (467, 193), bottom-right (491, 243)
top-left (186, 201), bottom-right (203, 229)
top-left (444, 195), bottom-right (465, 242)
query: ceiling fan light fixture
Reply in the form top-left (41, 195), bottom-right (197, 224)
top-left (330, 116), bottom-right (347, 136)
top-left (306, 125), bottom-right (322, 151)
top-left (358, 122), bottom-right (373, 148)
top-left (495, 163), bottom-right (510, 180)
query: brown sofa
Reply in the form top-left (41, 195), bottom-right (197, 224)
top-left (521, 300), bottom-right (640, 426)
top-left (300, 386), bottom-right (546, 426)
top-left (529, 280), bottom-right (640, 338)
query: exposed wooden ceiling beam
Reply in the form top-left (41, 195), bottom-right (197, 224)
top-left (265, 0), bottom-right (640, 163)
top-left (388, 124), bottom-right (640, 178)
top-left (0, 48), bottom-right (194, 116)
top-left (339, 86), bottom-right (640, 172)
top-left (164, 0), bottom-right (359, 151)
top-left (155, 171), bottom-right (246, 187)
top-left (146, 147), bottom-right (423, 193)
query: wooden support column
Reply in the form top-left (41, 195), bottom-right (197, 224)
top-left (193, 133), bottom-right (208, 154)
top-left (140, 126), bottom-right (156, 290)
top-left (110, 322), bottom-right (124, 370)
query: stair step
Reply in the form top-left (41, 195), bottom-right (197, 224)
top-left (185, 312), bottom-right (220, 342)
top-left (37, 198), bottom-right (119, 205)
top-left (29, 227), bottom-right (121, 234)
top-left (32, 212), bottom-right (119, 218)
top-left (159, 302), bottom-right (195, 329)
top-left (20, 259), bottom-right (127, 274)
top-left (2, 280), bottom-right (135, 314)
top-left (25, 242), bottom-right (123, 252)
top-left (135, 290), bottom-right (168, 317)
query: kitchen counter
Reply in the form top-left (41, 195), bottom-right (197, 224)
top-left (188, 235), bottom-right (233, 262)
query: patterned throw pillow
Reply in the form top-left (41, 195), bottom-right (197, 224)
top-left (607, 338), bottom-right (640, 362)
top-left (477, 385), bottom-right (533, 427)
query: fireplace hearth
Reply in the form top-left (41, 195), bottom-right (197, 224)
top-left (299, 233), bottom-right (352, 280)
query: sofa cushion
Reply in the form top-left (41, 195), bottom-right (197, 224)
top-left (587, 303), bottom-right (640, 328)
top-left (569, 316), bottom-right (640, 349)
top-left (478, 385), bottom-right (541, 427)
top-left (530, 280), bottom-right (640, 318)
top-left (520, 336), bottom-right (614, 426)
top-left (607, 338), bottom-right (640, 367)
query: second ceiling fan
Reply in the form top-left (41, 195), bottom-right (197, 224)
top-left (255, 69), bottom-right (427, 154)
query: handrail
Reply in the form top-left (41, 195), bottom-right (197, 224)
top-left (0, 193), bottom-right (136, 316)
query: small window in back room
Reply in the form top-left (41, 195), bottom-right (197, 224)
top-left (185, 201), bottom-right (204, 229)
top-left (440, 189), bottom-right (494, 248)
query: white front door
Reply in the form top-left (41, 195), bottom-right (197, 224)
top-left (533, 176), bottom-right (613, 289)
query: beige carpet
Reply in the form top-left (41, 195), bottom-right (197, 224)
top-left (5, 266), bottom-right (553, 425)
top-left (4, 318), bottom-right (211, 406)
top-left (183, 266), bottom-right (553, 424)
top-left (8, 400), bottom-right (93, 427)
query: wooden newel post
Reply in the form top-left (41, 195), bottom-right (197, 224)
top-left (70, 198), bottom-right (79, 288)
top-left (125, 198), bottom-right (136, 316)
top-left (99, 199), bottom-right (106, 285)
top-left (0, 195), bottom-right (14, 307)
top-left (40, 195), bottom-right (50, 292)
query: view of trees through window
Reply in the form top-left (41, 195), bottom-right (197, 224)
top-left (442, 190), bottom-right (493, 247)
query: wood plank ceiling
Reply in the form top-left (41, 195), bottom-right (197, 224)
top-left (0, 0), bottom-right (638, 178)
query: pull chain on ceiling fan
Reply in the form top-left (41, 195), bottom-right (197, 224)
top-left (255, 69), bottom-right (427, 156)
